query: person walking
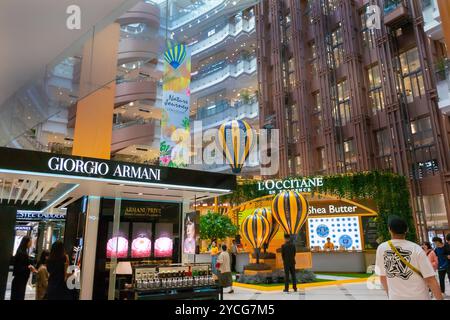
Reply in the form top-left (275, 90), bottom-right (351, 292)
top-left (47, 241), bottom-right (71, 300)
top-left (11, 236), bottom-right (36, 300)
top-left (281, 234), bottom-right (297, 293)
top-left (432, 237), bottom-right (450, 296)
top-left (230, 240), bottom-right (238, 273)
top-left (375, 217), bottom-right (442, 300)
top-left (217, 244), bottom-right (233, 294)
top-left (421, 242), bottom-right (438, 271)
top-left (35, 250), bottom-right (49, 300)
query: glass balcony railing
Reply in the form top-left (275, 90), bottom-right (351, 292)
top-left (190, 15), bottom-right (255, 55)
top-left (192, 96), bottom-right (258, 129)
top-left (165, 0), bottom-right (223, 30)
top-left (0, 2), bottom-right (168, 150)
top-left (191, 56), bottom-right (257, 93)
top-left (384, 0), bottom-right (403, 14)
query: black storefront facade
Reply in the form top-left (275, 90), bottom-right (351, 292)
top-left (0, 147), bottom-right (236, 300)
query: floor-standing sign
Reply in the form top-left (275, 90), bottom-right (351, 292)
top-left (160, 43), bottom-right (191, 168)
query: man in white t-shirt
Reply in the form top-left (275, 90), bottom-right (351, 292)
top-left (375, 216), bottom-right (443, 300)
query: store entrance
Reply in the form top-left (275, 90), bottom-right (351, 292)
top-left (0, 147), bottom-right (235, 300)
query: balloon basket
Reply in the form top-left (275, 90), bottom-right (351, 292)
top-left (251, 252), bottom-right (276, 259)
top-left (243, 263), bottom-right (271, 272)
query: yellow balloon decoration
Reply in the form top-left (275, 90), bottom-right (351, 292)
top-left (240, 213), bottom-right (270, 250)
top-left (254, 208), bottom-right (279, 251)
top-left (217, 120), bottom-right (254, 174)
top-left (271, 190), bottom-right (309, 236)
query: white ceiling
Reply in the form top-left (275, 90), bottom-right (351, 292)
top-left (0, 0), bottom-right (141, 106)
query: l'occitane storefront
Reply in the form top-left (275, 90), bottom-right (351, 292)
top-left (227, 186), bottom-right (379, 273)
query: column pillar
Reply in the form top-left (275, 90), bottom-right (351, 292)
top-left (72, 23), bottom-right (120, 159)
top-left (79, 196), bottom-right (101, 300)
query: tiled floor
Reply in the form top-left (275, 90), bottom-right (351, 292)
top-left (223, 279), bottom-right (450, 300)
top-left (4, 272), bottom-right (450, 300)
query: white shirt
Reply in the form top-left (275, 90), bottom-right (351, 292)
top-left (217, 251), bottom-right (231, 273)
top-left (375, 239), bottom-right (435, 300)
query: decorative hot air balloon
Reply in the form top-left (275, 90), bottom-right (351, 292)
top-left (271, 191), bottom-right (309, 236)
top-left (254, 208), bottom-right (280, 253)
top-left (217, 120), bottom-right (254, 174)
top-left (164, 43), bottom-right (187, 69)
top-left (240, 213), bottom-right (270, 264)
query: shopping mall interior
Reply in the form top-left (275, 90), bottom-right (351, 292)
top-left (1, 0), bottom-right (450, 301)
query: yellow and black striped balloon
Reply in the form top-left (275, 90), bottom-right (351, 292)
top-left (254, 208), bottom-right (279, 245)
top-left (271, 191), bottom-right (309, 236)
top-left (217, 120), bottom-right (254, 174)
top-left (240, 213), bottom-right (270, 249)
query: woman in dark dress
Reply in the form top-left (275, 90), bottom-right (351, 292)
top-left (47, 241), bottom-right (71, 300)
top-left (11, 236), bottom-right (36, 300)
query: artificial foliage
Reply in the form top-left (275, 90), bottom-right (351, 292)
top-left (199, 211), bottom-right (238, 241)
top-left (220, 172), bottom-right (417, 243)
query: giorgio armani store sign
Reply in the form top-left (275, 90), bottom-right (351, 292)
top-left (0, 147), bottom-right (236, 300)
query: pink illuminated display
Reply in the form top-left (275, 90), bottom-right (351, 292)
top-left (106, 236), bottom-right (128, 258)
top-left (131, 236), bottom-right (152, 258)
top-left (154, 237), bottom-right (173, 257)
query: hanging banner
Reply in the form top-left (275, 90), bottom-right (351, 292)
top-left (160, 43), bottom-right (191, 168)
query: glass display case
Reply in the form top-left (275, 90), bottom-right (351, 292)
top-left (118, 263), bottom-right (222, 300)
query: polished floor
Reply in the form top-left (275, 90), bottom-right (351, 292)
top-left (223, 280), bottom-right (450, 300)
top-left (4, 272), bottom-right (450, 300)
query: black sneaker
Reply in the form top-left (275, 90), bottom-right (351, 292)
top-left (283, 289), bottom-right (289, 293)
top-left (293, 288), bottom-right (298, 292)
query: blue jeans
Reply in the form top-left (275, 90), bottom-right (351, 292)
top-left (211, 255), bottom-right (218, 275)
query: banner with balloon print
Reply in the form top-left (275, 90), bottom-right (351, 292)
top-left (160, 43), bottom-right (191, 168)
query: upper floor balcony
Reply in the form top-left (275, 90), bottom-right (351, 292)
top-left (191, 96), bottom-right (258, 130)
top-left (384, 0), bottom-right (409, 27)
top-left (166, 0), bottom-right (222, 31)
top-left (422, 0), bottom-right (443, 40)
top-left (191, 56), bottom-right (257, 93)
top-left (435, 58), bottom-right (450, 115)
top-left (166, 0), bottom-right (259, 31)
top-left (190, 15), bottom-right (255, 56)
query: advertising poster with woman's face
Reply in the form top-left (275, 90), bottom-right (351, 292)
top-left (183, 212), bottom-right (197, 254)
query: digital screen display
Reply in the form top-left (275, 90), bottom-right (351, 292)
top-left (131, 223), bottom-right (152, 258)
top-left (308, 216), bottom-right (362, 250)
top-left (155, 223), bottom-right (173, 257)
top-left (106, 222), bottom-right (129, 258)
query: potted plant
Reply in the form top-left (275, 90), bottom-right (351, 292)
top-left (435, 57), bottom-right (448, 82)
